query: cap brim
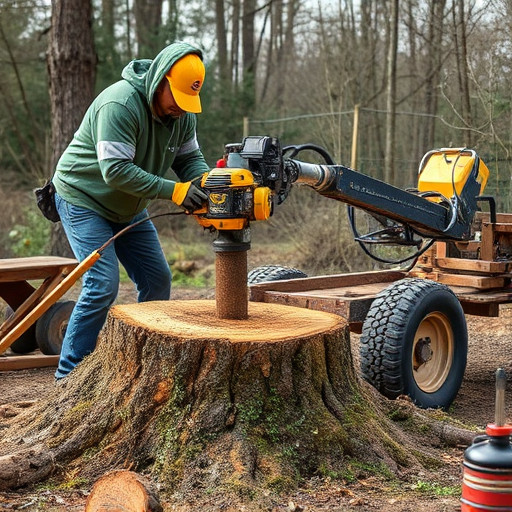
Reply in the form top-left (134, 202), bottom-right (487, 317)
top-left (169, 82), bottom-right (202, 113)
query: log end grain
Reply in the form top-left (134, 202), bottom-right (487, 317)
top-left (85, 470), bottom-right (162, 512)
top-left (111, 300), bottom-right (345, 343)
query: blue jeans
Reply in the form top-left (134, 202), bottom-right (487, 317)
top-left (54, 193), bottom-right (171, 379)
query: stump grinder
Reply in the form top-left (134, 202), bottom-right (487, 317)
top-left (2, 134), bottom-right (511, 409)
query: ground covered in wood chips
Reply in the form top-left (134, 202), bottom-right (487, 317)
top-left (0, 280), bottom-right (510, 512)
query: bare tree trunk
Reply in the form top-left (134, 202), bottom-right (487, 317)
top-left (242, 0), bottom-right (256, 111)
top-left (47, 0), bottom-right (96, 257)
top-left (260, 2), bottom-right (275, 103)
top-left (360, 1), bottom-right (387, 180)
top-left (406, 0), bottom-right (422, 184)
top-left (422, 0), bottom-right (446, 150)
top-left (134, 0), bottom-right (163, 57)
top-left (102, 0), bottom-right (115, 46)
top-left (453, 0), bottom-right (472, 146)
top-left (125, 0), bottom-right (133, 60)
top-left (231, 0), bottom-right (240, 88)
top-left (384, 0), bottom-right (399, 184)
top-left (215, 0), bottom-right (229, 84)
top-left (276, 0), bottom-right (298, 111)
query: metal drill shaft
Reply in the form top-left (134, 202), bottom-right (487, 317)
top-left (495, 368), bottom-right (507, 427)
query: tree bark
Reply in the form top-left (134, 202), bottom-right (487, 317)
top-left (215, 0), bottom-right (229, 84)
top-left (0, 300), bottom-right (423, 505)
top-left (47, 0), bottom-right (96, 257)
top-left (422, 0), bottom-right (446, 151)
top-left (48, 0), bottom-right (96, 171)
top-left (242, 0), bottom-right (256, 111)
top-left (231, 0), bottom-right (241, 88)
top-left (134, 0), bottom-right (163, 58)
top-left (453, 0), bottom-right (472, 146)
top-left (384, 0), bottom-right (399, 185)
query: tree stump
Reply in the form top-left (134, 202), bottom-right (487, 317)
top-left (0, 300), bottom-right (421, 506)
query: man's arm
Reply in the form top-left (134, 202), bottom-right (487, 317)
top-left (94, 102), bottom-right (176, 199)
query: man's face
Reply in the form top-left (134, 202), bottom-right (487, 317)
top-left (154, 79), bottom-right (186, 119)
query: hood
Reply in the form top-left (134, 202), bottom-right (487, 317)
top-left (121, 41), bottom-right (203, 116)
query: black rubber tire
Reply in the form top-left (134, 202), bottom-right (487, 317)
top-left (360, 278), bottom-right (467, 410)
top-left (35, 301), bottom-right (75, 355)
top-left (3, 306), bottom-right (38, 354)
top-left (247, 265), bottom-right (307, 284)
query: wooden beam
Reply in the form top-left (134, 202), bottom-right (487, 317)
top-left (0, 354), bottom-right (59, 371)
top-left (0, 257), bottom-right (77, 282)
top-left (434, 257), bottom-right (509, 273)
top-left (459, 301), bottom-right (500, 317)
top-left (434, 273), bottom-right (505, 289)
top-left (249, 269), bottom-right (405, 301)
top-left (481, 222), bottom-right (496, 261)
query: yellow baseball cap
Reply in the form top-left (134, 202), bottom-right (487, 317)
top-left (165, 54), bottom-right (205, 113)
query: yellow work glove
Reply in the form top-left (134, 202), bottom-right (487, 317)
top-left (172, 181), bottom-right (208, 212)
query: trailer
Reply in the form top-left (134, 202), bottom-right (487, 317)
top-left (249, 212), bottom-right (512, 410)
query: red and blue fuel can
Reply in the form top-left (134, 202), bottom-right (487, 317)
top-left (462, 423), bottom-right (512, 511)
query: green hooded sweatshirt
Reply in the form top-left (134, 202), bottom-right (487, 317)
top-left (53, 42), bottom-right (210, 223)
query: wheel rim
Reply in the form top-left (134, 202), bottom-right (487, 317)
top-left (412, 312), bottom-right (454, 393)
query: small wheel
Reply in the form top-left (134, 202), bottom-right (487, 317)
top-left (3, 306), bottom-right (38, 354)
top-left (360, 278), bottom-right (467, 409)
top-left (248, 265), bottom-right (307, 284)
top-left (35, 301), bottom-right (75, 355)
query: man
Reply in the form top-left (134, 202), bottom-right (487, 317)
top-left (52, 41), bottom-right (209, 380)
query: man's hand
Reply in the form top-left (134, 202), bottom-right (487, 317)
top-left (172, 181), bottom-right (208, 211)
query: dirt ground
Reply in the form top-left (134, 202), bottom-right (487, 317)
top-left (0, 281), bottom-right (511, 512)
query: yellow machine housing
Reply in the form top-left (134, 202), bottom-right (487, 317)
top-left (417, 148), bottom-right (489, 199)
top-left (194, 168), bottom-right (273, 231)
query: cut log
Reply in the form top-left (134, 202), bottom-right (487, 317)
top-left (0, 299), bottom-right (450, 507)
top-left (85, 470), bottom-right (162, 512)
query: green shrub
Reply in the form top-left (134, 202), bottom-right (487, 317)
top-left (8, 207), bottom-right (50, 257)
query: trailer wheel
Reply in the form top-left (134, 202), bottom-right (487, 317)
top-left (360, 278), bottom-right (467, 410)
top-left (248, 265), bottom-right (307, 284)
top-left (35, 301), bottom-right (75, 355)
top-left (3, 306), bottom-right (38, 354)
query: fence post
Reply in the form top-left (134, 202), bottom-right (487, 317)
top-left (351, 104), bottom-right (360, 169)
top-left (243, 117), bottom-right (249, 138)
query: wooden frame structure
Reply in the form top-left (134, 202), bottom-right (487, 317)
top-left (0, 256), bottom-right (78, 371)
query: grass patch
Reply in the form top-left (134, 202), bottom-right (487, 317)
top-left (412, 479), bottom-right (461, 497)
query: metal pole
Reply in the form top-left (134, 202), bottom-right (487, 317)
top-left (495, 368), bottom-right (507, 427)
top-left (351, 104), bottom-right (360, 169)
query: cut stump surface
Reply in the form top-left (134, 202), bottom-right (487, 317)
top-left (114, 300), bottom-right (342, 341)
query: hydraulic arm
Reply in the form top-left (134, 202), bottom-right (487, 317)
top-left (193, 136), bottom-right (490, 248)
top-left (287, 152), bottom-right (487, 241)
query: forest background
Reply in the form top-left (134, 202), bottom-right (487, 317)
top-left (0, 0), bottom-right (511, 281)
